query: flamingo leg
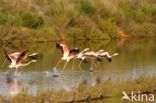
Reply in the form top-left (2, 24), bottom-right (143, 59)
top-left (90, 58), bottom-right (95, 72)
top-left (60, 61), bottom-right (68, 74)
top-left (78, 72), bottom-right (88, 85)
top-left (15, 68), bottom-right (18, 72)
top-left (78, 60), bottom-right (85, 73)
top-left (53, 59), bottom-right (62, 69)
top-left (72, 59), bottom-right (75, 70)
top-left (1, 58), bottom-right (7, 67)
top-left (6, 68), bottom-right (14, 76)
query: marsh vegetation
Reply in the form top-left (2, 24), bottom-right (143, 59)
top-left (0, 0), bottom-right (155, 44)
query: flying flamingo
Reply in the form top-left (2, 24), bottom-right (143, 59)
top-left (4, 50), bottom-right (37, 75)
top-left (76, 48), bottom-right (104, 72)
top-left (98, 52), bottom-right (119, 62)
top-left (76, 48), bottom-right (118, 72)
top-left (51, 43), bottom-right (79, 74)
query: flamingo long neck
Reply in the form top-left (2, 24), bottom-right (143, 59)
top-left (80, 48), bottom-right (89, 54)
top-left (100, 52), bottom-right (118, 58)
top-left (62, 45), bottom-right (69, 53)
top-left (20, 61), bottom-right (35, 67)
top-left (110, 53), bottom-right (118, 57)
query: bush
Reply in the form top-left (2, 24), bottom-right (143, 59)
top-left (78, 0), bottom-right (96, 15)
top-left (89, 28), bottom-right (108, 39)
top-left (98, 18), bottom-right (118, 38)
top-left (150, 4), bottom-right (156, 23)
top-left (0, 12), bottom-right (8, 24)
top-left (119, 0), bottom-right (147, 23)
top-left (20, 11), bottom-right (44, 28)
top-left (128, 23), bottom-right (156, 37)
top-left (66, 27), bottom-right (83, 39)
top-left (39, 26), bottom-right (58, 41)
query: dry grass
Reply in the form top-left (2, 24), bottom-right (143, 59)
top-left (0, 76), bottom-right (156, 103)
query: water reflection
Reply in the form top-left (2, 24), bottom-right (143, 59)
top-left (0, 75), bottom-right (27, 96)
top-left (80, 72), bottom-right (101, 87)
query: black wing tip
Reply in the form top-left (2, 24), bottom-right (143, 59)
top-left (75, 48), bottom-right (80, 52)
top-left (56, 43), bottom-right (61, 48)
top-left (108, 58), bottom-right (112, 62)
top-left (23, 50), bottom-right (29, 54)
top-left (2, 49), bottom-right (12, 62)
top-left (97, 58), bottom-right (102, 62)
top-left (83, 59), bottom-right (88, 63)
top-left (73, 48), bottom-right (80, 53)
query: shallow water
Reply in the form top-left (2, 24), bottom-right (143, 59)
top-left (0, 39), bottom-right (156, 98)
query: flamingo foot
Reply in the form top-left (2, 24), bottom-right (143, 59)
top-left (14, 71), bottom-right (21, 77)
top-left (89, 67), bottom-right (94, 72)
top-left (45, 67), bottom-right (59, 76)
top-left (52, 68), bottom-right (60, 77)
top-left (44, 70), bottom-right (50, 77)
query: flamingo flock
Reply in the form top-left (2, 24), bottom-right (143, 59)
top-left (2, 43), bottom-right (118, 76)
top-left (50, 43), bottom-right (118, 75)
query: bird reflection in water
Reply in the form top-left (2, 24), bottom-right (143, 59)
top-left (0, 77), bottom-right (27, 97)
top-left (79, 71), bottom-right (101, 87)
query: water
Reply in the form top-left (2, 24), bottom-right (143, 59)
top-left (0, 39), bottom-right (156, 97)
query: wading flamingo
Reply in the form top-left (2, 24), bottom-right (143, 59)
top-left (76, 48), bottom-right (118, 72)
top-left (4, 50), bottom-right (37, 75)
top-left (52, 43), bottom-right (79, 74)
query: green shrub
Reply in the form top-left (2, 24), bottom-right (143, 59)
top-left (20, 11), bottom-right (44, 28)
top-left (78, 0), bottom-right (96, 15)
top-left (100, 7), bottom-right (112, 18)
top-left (119, 0), bottom-right (147, 23)
top-left (39, 26), bottom-right (58, 40)
top-left (98, 18), bottom-right (118, 38)
top-left (129, 23), bottom-right (156, 37)
top-left (66, 27), bottom-right (83, 39)
top-left (150, 5), bottom-right (156, 23)
top-left (0, 12), bottom-right (8, 24)
top-left (89, 28), bottom-right (109, 39)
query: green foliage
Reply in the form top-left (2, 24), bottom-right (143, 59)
top-left (150, 4), bottom-right (156, 23)
top-left (119, 0), bottom-right (152, 23)
top-left (20, 11), bottom-right (43, 28)
top-left (47, 0), bottom-right (80, 37)
top-left (89, 28), bottom-right (110, 40)
top-left (78, 0), bottom-right (96, 15)
top-left (98, 18), bottom-right (118, 38)
top-left (38, 26), bottom-right (58, 41)
top-left (100, 7), bottom-right (112, 18)
top-left (0, 12), bottom-right (8, 24)
top-left (128, 23), bottom-right (156, 37)
top-left (0, 0), bottom-right (156, 41)
top-left (66, 27), bottom-right (83, 39)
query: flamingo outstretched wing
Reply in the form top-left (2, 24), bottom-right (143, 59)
top-left (3, 49), bottom-right (12, 63)
top-left (16, 50), bottom-right (29, 64)
top-left (69, 48), bottom-right (79, 56)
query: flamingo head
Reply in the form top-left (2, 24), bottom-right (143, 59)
top-left (56, 43), bottom-right (61, 48)
top-left (31, 59), bottom-right (37, 63)
top-left (81, 48), bottom-right (90, 53)
top-left (113, 53), bottom-right (119, 56)
top-left (56, 43), bottom-right (66, 48)
top-left (98, 49), bottom-right (104, 53)
top-left (84, 48), bottom-right (90, 51)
